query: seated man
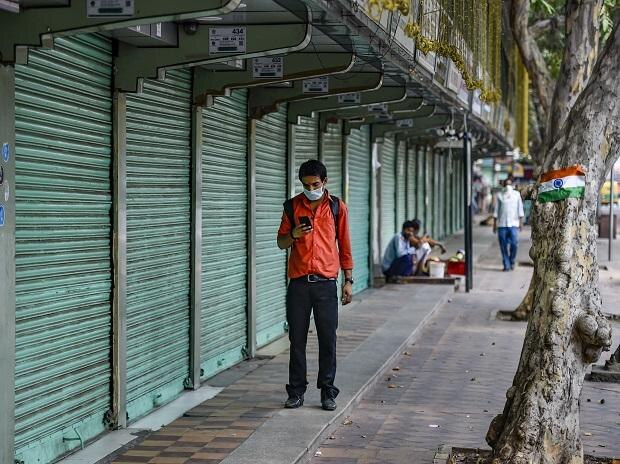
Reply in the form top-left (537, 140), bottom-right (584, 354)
top-left (410, 218), bottom-right (447, 255)
top-left (382, 220), bottom-right (432, 280)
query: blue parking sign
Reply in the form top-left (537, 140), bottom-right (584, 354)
top-left (2, 143), bottom-right (8, 162)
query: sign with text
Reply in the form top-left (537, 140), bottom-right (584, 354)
top-left (253, 57), bottom-right (283, 78)
top-left (368, 103), bottom-right (388, 114)
top-left (396, 118), bottom-right (414, 129)
top-left (302, 77), bottom-right (329, 94)
top-left (338, 93), bottom-right (361, 104)
top-left (87, 0), bottom-right (134, 17)
top-left (209, 27), bottom-right (246, 54)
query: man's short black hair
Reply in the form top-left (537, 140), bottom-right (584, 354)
top-left (299, 159), bottom-right (327, 181)
top-left (410, 218), bottom-right (421, 230)
top-left (402, 220), bottom-right (416, 230)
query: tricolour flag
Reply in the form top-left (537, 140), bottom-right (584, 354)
top-left (538, 165), bottom-right (586, 203)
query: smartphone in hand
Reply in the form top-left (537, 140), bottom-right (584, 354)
top-left (299, 216), bottom-right (312, 229)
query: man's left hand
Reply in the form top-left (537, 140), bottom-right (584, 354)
top-left (341, 282), bottom-right (353, 305)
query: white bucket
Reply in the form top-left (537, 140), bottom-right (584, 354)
top-left (428, 261), bottom-right (446, 278)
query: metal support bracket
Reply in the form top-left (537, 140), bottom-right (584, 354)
top-left (321, 96), bottom-right (425, 122)
top-left (192, 51), bottom-right (354, 105)
top-left (288, 85), bottom-right (408, 130)
top-left (249, 70), bottom-right (383, 120)
top-left (116, 22), bottom-right (312, 92)
top-left (0, 0), bottom-right (241, 63)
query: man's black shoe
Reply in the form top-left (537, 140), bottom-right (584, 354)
top-left (284, 396), bottom-right (304, 409)
top-left (321, 398), bottom-right (337, 411)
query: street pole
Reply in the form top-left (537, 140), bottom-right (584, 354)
top-left (609, 166), bottom-right (614, 262)
top-left (463, 129), bottom-right (473, 292)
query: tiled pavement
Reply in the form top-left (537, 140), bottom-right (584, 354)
top-left (106, 224), bottom-right (496, 464)
top-left (309, 229), bottom-right (620, 463)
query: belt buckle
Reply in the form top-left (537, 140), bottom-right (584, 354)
top-left (307, 274), bottom-right (319, 283)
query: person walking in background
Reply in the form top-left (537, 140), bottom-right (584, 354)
top-left (493, 178), bottom-right (524, 271)
top-left (277, 160), bottom-right (354, 411)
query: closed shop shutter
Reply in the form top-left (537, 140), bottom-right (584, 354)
top-left (380, 136), bottom-right (396, 255)
top-left (425, 148), bottom-right (433, 236)
top-left (14, 35), bottom-right (113, 463)
top-left (406, 145), bottom-right (416, 220)
top-left (396, 141), bottom-right (407, 226)
top-left (346, 126), bottom-right (371, 294)
top-left (125, 70), bottom-right (191, 421)
top-left (433, 152), bottom-right (440, 238)
top-left (255, 106), bottom-right (289, 347)
top-left (416, 146), bottom-right (425, 223)
top-left (201, 90), bottom-right (248, 378)
top-left (322, 121), bottom-right (343, 198)
top-left (293, 115), bottom-right (318, 194)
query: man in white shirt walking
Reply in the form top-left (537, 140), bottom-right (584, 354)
top-left (493, 178), bottom-right (524, 271)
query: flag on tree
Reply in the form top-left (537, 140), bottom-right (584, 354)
top-left (538, 166), bottom-right (586, 203)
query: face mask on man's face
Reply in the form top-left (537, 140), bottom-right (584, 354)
top-left (505, 184), bottom-right (513, 192)
top-left (303, 185), bottom-right (324, 201)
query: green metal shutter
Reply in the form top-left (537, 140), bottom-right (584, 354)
top-left (396, 141), bottom-right (407, 226)
top-left (406, 145), bottom-right (416, 220)
top-left (322, 121), bottom-right (343, 198)
top-left (380, 137), bottom-right (396, 254)
top-left (425, 148), bottom-right (433, 236)
top-left (346, 126), bottom-right (371, 294)
top-left (255, 106), bottom-right (288, 347)
top-left (14, 35), bottom-right (113, 464)
top-left (416, 146), bottom-right (425, 223)
top-left (294, 115), bottom-right (318, 193)
top-left (125, 70), bottom-right (191, 421)
top-left (201, 90), bottom-right (248, 377)
top-left (434, 152), bottom-right (441, 238)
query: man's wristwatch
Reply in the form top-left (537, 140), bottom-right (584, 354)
top-left (344, 278), bottom-right (354, 285)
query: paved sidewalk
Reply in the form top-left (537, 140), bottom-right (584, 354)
top-left (309, 226), bottom-right (620, 463)
top-left (102, 226), bottom-right (496, 464)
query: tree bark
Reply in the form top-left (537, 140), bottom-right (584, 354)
top-left (510, 0), bottom-right (554, 144)
top-left (546, 0), bottom-right (604, 147)
top-left (487, 21), bottom-right (620, 463)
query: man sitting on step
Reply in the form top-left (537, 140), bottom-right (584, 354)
top-left (382, 220), bottom-right (433, 281)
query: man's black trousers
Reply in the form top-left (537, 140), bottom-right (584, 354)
top-left (286, 278), bottom-right (340, 400)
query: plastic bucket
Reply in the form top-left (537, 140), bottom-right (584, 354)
top-left (428, 261), bottom-right (446, 278)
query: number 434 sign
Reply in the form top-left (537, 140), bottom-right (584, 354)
top-left (209, 27), bottom-right (246, 54)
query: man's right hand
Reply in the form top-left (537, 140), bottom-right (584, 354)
top-left (292, 224), bottom-right (312, 239)
top-left (493, 226), bottom-right (497, 234)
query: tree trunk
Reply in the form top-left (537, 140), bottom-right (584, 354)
top-left (487, 22), bottom-right (620, 463)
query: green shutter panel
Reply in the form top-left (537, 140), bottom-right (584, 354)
top-left (346, 126), bottom-right (371, 294)
top-left (293, 115), bottom-right (318, 193)
top-left (322, 121), bottom-right (343, 198)
top-left (406, 145), bottom-right (416, 220)
top-left (396, 141), bottom-right (406, 226)
top-left (433, 152), bottom-right (440, 238)
top-left (255, 106), bottom-right (288, 347)
top-left (380, 137), bottom-right (396, 254)
top-left (416, 146), bottom-right (425, 223)
top-left (125, 70), bottom-right (191, 421)
top-left (14, 35), bottom-right (113, 464)
top-left (425, 148), bottom-right (433, 236)
top-left (201, 90), bottom-right (248, 377)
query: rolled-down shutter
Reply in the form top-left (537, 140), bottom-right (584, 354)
top-left (425, 148), bottom-right (433, 236)
top-left (407, 145), bottom-right (417, 220)
top-left (14, 34), bottom-right (113, 463)
top-left (294, 115), bottom-right (318, 193)
top-left (255, 106), bottom-right (288, 347)
top-left (201, 90), bottom-right (248, 377)
top-left (380, 137), bottom-right (396, 255)
top-left (396, 141), bottom-right (407, 226)
top-left (125, 70), bottom-right (191, 421)
top-left (416, 146), bottom-right (426, 224)
top-left (322, 121), bottom-right (343, 198)
top-left (346, 126), bottom-right (371, 294)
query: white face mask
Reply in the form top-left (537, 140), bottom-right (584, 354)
top-left (505, 184), bottom-right (513, 192)
top-left (303, 186), bottom-right (324, 201)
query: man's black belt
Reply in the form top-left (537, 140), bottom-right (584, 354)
top-left (294, 274), bottom-right (337, 283)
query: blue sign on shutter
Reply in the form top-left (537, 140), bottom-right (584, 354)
top-left (0, 204), bottom-right (5, 227)
top-left (2, 143), bottom-right (9, 162)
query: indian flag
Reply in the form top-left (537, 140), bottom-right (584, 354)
top-left (538, 165), bottom-right (586, 203)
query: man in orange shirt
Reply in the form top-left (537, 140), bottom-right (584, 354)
top-left (277, 159), bottom-right (354, 411)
